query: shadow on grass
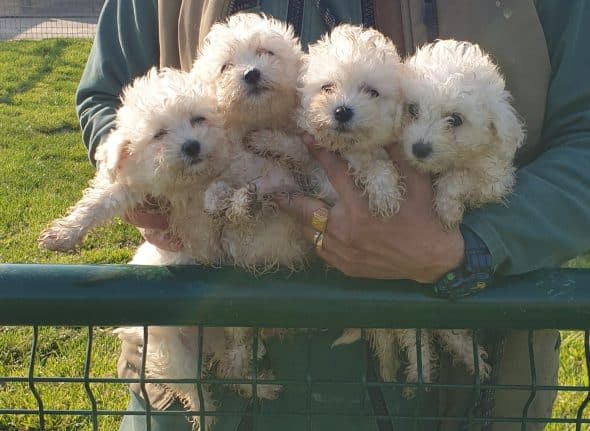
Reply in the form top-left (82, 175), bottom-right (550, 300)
top-left (0, 39), bottom-right (69, 104)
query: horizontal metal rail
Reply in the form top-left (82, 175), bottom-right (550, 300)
top-left (0, 264), bottom-right (589, 328)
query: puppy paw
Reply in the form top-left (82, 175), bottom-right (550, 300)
top-left (332, 328), bottom-right (362, 347)
top-left (226, 183), bottom-right (261, 222)
top-left (204, 181), bottom-right (233, 218)
top-left (244, 130), bottom-right (306, 172)
top-left (38, 226), bottom-right (81, 252)
top-left (471, 346), bottom-right (492, 381)
top-left (243, 130), bottom-right (273, 157)
top-left (402, 387), bottom-right (417, 399)
top-left (368, 185), bottom-right (403, 217)
top-left (238, 369), bottom-right (282, 400)
top-left (479, 359), bottom-right (492, 381)
top-left (435, 196), bottom-right (464, 230)
top-left (362, 161), bottom-right (403, 217)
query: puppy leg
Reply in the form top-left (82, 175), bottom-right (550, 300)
top-left (434, 329), bottom-right (491, 381)
top-left (146, 327), bottom-right (216, 431)
top-left (218, 328), bottom-right (281, 400)
top-left (205, 180), bottom-right (262, 223)
top-left (368, 329), bottom-right (401, 382)
top-left (398, 329), bottom-right (436, 399)
top-left (435, 163), bottom-right (515, 230)
top-left (433, 171), bottom-right (470, 230)
top-left (38, 179), bottom-right (136, 251)
top-left (204, 180), bottom-right (234, 218)
top-left (227, 183), bottom-right (262, 222)
top-left (245, 130), bottom-right (310, 168)
top-left (465, 161), bottom-right (516, 208)
top-left (332, 328), bottom-right (362, 347)
top-left (345, 148), bottom-right (403, 217)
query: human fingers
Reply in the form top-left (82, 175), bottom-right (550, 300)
top-left (138, 228), bottom-right (183, 252)
top-left (123, 196), bottom-right (171, 229)
top-left (274, 192), bottom-right (331, 229)
top-left (124, 211), bottom-right (170, 230)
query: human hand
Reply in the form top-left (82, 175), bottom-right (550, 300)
top-left (274, 134), bottom-right (464, 283)
top-left (123, 197), bottom-right (182, 252)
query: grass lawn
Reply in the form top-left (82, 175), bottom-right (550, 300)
top-left (0, 39), bottom-right (589, 430)
top-left (0, 39), bottom-right (137, 431)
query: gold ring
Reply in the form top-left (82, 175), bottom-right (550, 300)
top-left (313, 231), bottom-right (324, 251)
top-left (311, 207), bottom-right (329, 233)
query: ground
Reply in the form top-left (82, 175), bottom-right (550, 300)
top-left (0, 39), bottom-right (588, 430)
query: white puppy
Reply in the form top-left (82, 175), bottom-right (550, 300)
top-left (38, 67), bottom-right (228, 263)
top-left (402, 39), bottom-right (525, 229)
top-left (38, 68), bottom-right (230, 429)
top-left (298, 24), bottom-right (405, 216)
top-left (193, 12), bottom-right (308, 273)
top-left (191, 13), bottom-right (307, 400)
top-left (390, 40), bottom-right (524, 396)
top-left (295, 23), bottom-right (416, 393)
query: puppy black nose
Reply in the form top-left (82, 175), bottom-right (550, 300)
top-left (244, 68), bottom-right (261, 85)
top-left (412, 141), bottom-right (432, 159)
top-left (334, 106), bottom-right (354, 123)
top-left (182, 140), bottom-right (201, 158)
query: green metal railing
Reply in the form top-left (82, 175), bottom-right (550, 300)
top-left (0, 264), bottom-right (589, 430)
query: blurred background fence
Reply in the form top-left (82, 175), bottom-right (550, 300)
top-left (0, 0), bottom-right (104, 40)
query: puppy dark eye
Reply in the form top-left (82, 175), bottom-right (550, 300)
top-left (191, 116), bottom-right (206, 126)
top-left (256, 48), bottom-right (275, 56)
top-left (448, 113), bottom-right (464, 127)
top-left (321, 83), bottom-right (335, 94)
top-left (361, 84), bottom-right (379, 98)
top-left (154, 129), bottom-right (168, 139)
top-left (220, 63), bottom-right (233, 74)
top-left (408, 103), bottom-right (419, 119)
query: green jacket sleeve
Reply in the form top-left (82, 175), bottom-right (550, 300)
top-left (462, 1), bottom-right (590, 275)
top-left (75, 0), bottom-right (159, 165)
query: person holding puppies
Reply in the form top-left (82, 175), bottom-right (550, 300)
top-left (76, 1), bottom-right (590, 430)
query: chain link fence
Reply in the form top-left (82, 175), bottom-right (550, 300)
top-left (0, 0), bottom-right (104, 40)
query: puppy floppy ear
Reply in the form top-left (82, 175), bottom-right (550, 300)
top-left (489, 91), bottom-right (526, 158)
top-left (94, 130), bottom-right (131, 181)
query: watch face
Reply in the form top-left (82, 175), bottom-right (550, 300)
top-left (435, 269), bottom-right (490, 299)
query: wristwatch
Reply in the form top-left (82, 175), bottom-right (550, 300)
top-left (433, 225), bottom-right (493, 299)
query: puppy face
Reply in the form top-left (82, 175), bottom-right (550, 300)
top-left (193, 13), bottom-right (302, 130)
top-left (401, 40), bottom-right (525, 174)
top-left (95, 68), bottom-right (227, 189)
top-left (299, 24), bottom-right (403, 152)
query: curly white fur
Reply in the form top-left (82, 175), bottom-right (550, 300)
top-left (364, 39), bottom-right (525, 395)
top-left (298, 24), bottom-right (405, 216)
top-left (331, 39), bottom-right (517, 396)
top-left (191, 13), bottom-right (308, 401)
top-left (402, 39), bottom-right (525, 229)
top-left (38, 68), bottom-right (232, 430)
top-left (38, 68), bottom-right (228, 262)
top-left (192, 13), bottom-right (308, 274)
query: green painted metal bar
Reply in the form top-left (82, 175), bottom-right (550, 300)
top-left (0, 264), bottom-right (589, 328)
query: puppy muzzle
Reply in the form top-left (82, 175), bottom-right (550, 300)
top-left (181, 139), bottom-right (202, 164)
top-left (411, 140), bottom-right (433, 159)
